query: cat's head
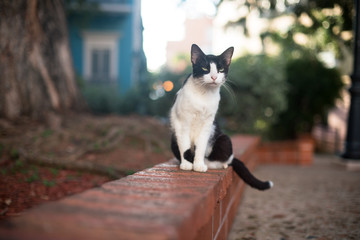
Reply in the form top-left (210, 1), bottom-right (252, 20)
top-left (190, 44), bottom-right (234, 88)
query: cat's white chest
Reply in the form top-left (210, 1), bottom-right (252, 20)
top-left (187, 90), bottom-right (218, 115)
top-left (170, 77), bottom-right (220, 145)
top-left (175, 81), bottom-right (219, 120)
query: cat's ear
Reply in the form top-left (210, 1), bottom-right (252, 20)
top-left (220, 47), bottom-right (234, 66)
top-left (191, 44), bottom-right (205, 65)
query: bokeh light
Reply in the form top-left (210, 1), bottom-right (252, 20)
top-left (163, 80), bottom-right (174, 92)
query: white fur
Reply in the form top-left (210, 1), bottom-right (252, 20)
top-left (170, 64), bottom-right (226, 172)
top-left (202, 63), bottom-right (226, 87)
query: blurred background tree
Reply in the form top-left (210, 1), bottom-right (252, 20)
top-left (219, 54), bottom-right (287, 138)
top-left (215, 0), bottom-right (351, 140)
top-left (269, 53), bottom-right (344, 139)
top-left (0, 0), bottom-right (85, 122)
top-left (219, 0), bottom-right (353, 65)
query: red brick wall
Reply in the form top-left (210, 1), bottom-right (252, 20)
top-left (0, 136), bottom-right (260, 240)
top-left (256, 137), bottom-right (314, 166)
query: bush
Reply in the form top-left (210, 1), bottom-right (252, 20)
top-left (81, 83), bottom-right (120, 114)
top-left (79, 68), bottom-right (188, 117)
top-left (269, 54), bottom-right (344, 139)
top-left (145, 67), bottom-right (189, 117)
top-left (219, 54), bottom-right (288, 137)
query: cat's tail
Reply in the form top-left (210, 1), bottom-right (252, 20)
top-left (230, 158), bottom-right (273, 191)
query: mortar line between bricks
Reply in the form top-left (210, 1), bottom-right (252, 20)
top-left (213, 180), bottom-right (242, 240)
top-left (220, 200), bottom-right (222, 226)
top-left (211, 214), bottom-right (214, 240)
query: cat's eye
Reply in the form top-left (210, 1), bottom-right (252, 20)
top-left (201, 67), bottom-right (208, 71)
top-left (219, 68), bottom-right (225, 72)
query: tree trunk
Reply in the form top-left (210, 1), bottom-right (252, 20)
top-left (0, 0), bottom-right (84, 121)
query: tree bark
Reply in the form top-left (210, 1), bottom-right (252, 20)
top-left (0, 0), bottom-right (84, 121)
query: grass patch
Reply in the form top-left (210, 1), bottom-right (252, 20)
top-left (125, 169), bottom-right (136, 176)
top-left (41, 129), bottom-right (53, 138)
top-left (10, 148), bottom-right (19, 160)
top-left (50, 168), bottom-right (59, 177)
top-left (26, 172), bottom-right (40, 183)
top-left (42, 179), bottom-right (56, 187)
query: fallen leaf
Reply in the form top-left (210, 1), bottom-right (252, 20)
top-left (4, 199), bottom-right (12, 205)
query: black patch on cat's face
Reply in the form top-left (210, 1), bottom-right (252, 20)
top-left (191, 44), bottom-right (234, 79)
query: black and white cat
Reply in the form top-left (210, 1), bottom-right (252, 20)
top-left (170, 44), bottom-right (273, 190)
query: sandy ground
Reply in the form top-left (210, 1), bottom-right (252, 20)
top-left (228, 154), bottom-right (360, 240)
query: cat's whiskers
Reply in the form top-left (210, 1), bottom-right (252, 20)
top-left (222, 80), bottom-right (237, 104)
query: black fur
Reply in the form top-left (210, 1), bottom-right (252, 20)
top-left (230, 158), bottom-right (272, 190)
top-left (183, 149), bottom-right (194, 163)
top-left (171, 134), bottom-right (181, 160)
top-left (207, 124), bottom-right (233, 162)
top-left (171, 123), bottom-right (272, 191)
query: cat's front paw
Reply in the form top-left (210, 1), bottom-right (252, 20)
top-left (180, 160), bottom-right (193, 171)
top-left (193, 162), bottom-right (208, 172)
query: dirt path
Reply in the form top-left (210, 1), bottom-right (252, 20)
top-left (228, 155), bottom-right (360, 240)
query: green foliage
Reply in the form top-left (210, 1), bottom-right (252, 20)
top-left (145, 67), bottom-right (188, 117)
top-left (41, 129), bottom-right (53, 138)
top-left (215, 0), bottom-right (349, 139)
top-left (217, 51), bottom-right (344, 140)
top-left (10, 148), bottom-right (19, 160)
top-left (26, 170), bottom-right (40, 183)
top-left (125, 169), bottom-right (136, 176)
top-left (269, 54), bottom-right (344, 139)
top-left (50, 168), bottom-right (59, 177)
top-left (81, 82), bottom-right (149, 115)
top-left (81, 83), bottom-right (120, 114)
top-left (80, 67), bottom-right (188, 117)
top-left (42, 179), bottom-right (56, 187)
top-left (79, 52), bottom-right (343, 142)
top-left (219, 54), bottom-right (287, 137)
top-left (220, 0), bottom-right (353, 54)
top-left (117, 74), bottom-right (155, 115)
top-left (14, 159), bottom-right (24, 168)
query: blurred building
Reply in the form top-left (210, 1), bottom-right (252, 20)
top-left (312, 75), bottom-right (351, 154)
top-left (67, 0), bottom-right (146, 93)
top-left (165, 7), bottom-right (272, 72)
top-left (166, 17), bottom-right (213, 72)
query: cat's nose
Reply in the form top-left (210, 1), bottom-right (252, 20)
top-left (211, 75), bottom-right (217, 81)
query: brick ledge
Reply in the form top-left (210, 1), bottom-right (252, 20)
top-left (0, 135), bottom-right (260, 240)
